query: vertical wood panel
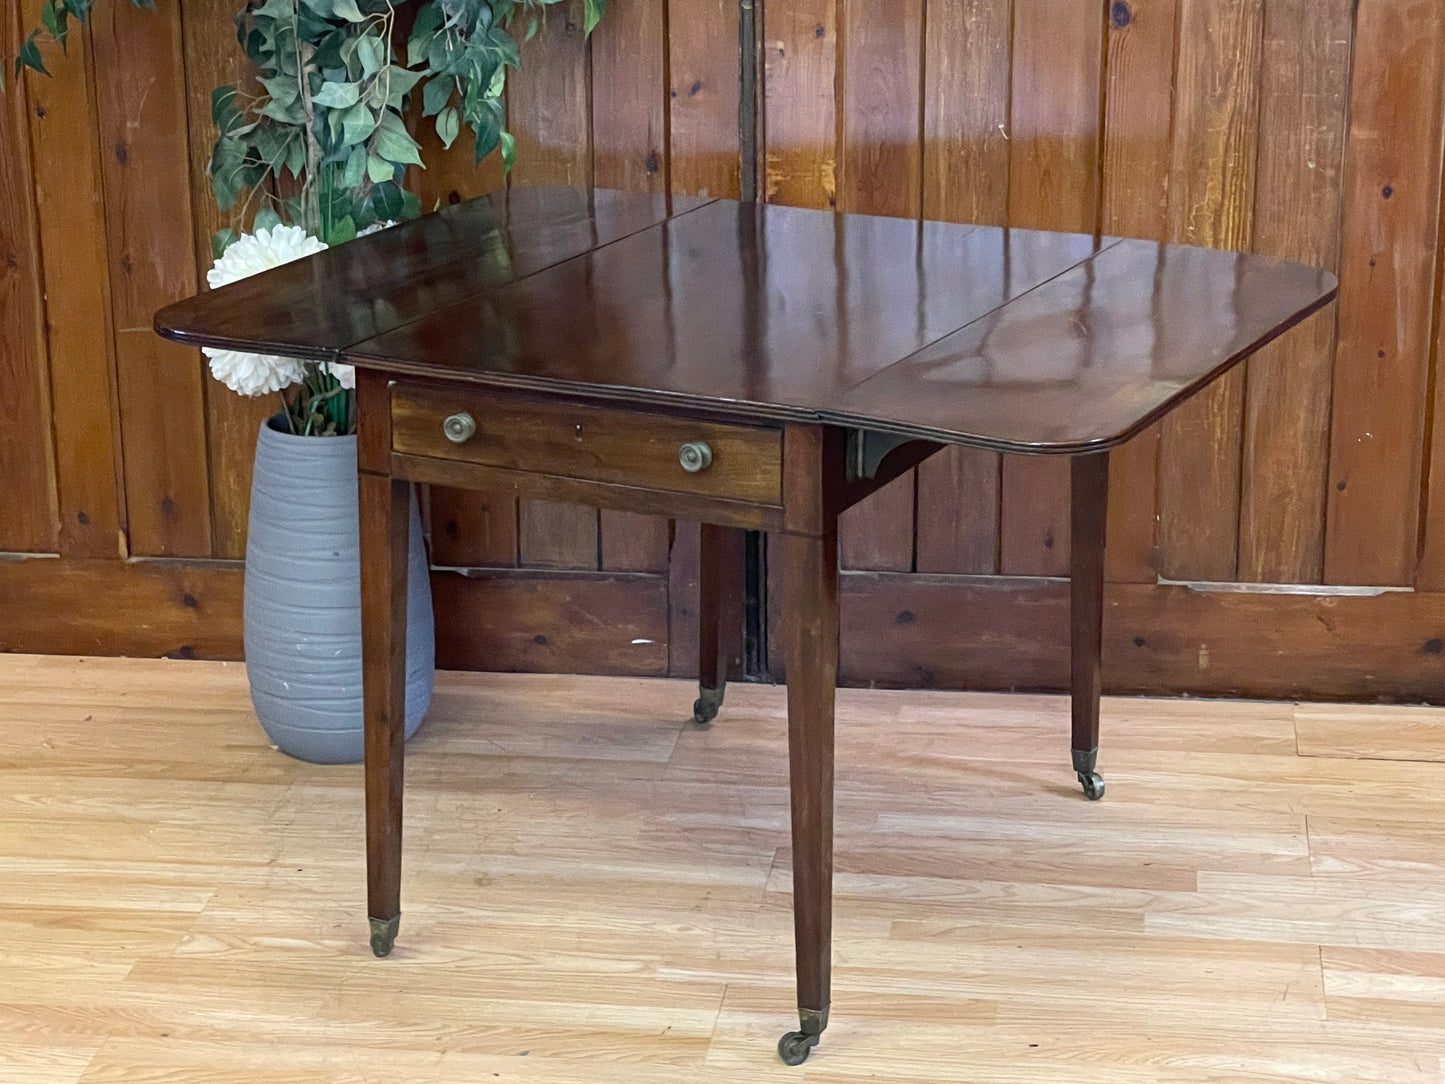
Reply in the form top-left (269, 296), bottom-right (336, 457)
top-left (181, 0), bottom-right (275, 560)
top-left (0, 4), bottom-right (59, 553)
top-left (669, 0), bottom-right (741, 199)
top-left (1098, 0), bottom-right (1177, 584)
top-left (91, 1), bottom-right (212, 558)
top-left (1236, 0), bottom-right (1351, 584)
top-left (836, 0), bottom-right (923, 573)
top-left (915, 0), bottom-right (1013, 575)
top-left (1000, 0), bottom-right (1103, 577)
top-left (763, 0), bottom-right (837, 210)
top-left (1325, 1), bottom-right (1445, 586)
top-left (22, 0), bottom-right (126, 560)
top-left (1156, 0), bottom-right (1264, 582)
top-left (510, 5), bottom-right (598, 570)
top-left (592, 0), bottom-right (667, 195)
top-left (412, 87), bottom-right (510, 568)
top-left (594, 0), bottom-right (670, 574)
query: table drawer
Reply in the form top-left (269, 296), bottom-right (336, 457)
top-left (391, 383), bottom-right (783, 505)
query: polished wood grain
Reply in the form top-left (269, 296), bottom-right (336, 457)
top-left (22, 0), bottom-right (125, 561)
top-left (696, 522), bottom-right (746, 711)
top-left (357, 369), bottom-right (408, 946)
top-left (180, 0), bottom-right (276, 561)
top-left (835, 0), bottom-right (923, 573)
top-left (91, 0), bottom-right (213, 559)
top-left (1098, 0), bottom-right (1177, 585)
top-left (1000, 0), bottom-right (1104, 579)
top-left (391, 382), bottom-right (785, 505)
top-left (157, 191), bottom-right (1334, 456)
top-left (1237, 0), bottom-right (1351, 585)
top-left (1325, 0), bottom-right (1445, 586)
top-left (1070, 453), bottom-right (1109, 771)
top-left (155, 187), bottom-right (710, 361)
top-left (1157, 0), bottom-right (1265, 583)
top-left (0, 2), bottom-right (58, 554)
top-left (10, 653), bottom-right (1445, 1082)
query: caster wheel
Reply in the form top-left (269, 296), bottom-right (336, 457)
top-left (692, 686), bottom-right (723, 726)
top-left (1079, 772), bottom-right (1106, 801)
top-left (368, 916), bottom-right (399, 958)
top-left (777, 1030), bottom-right (819, 1066)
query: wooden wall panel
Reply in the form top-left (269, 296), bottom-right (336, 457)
top-left (1156, 0), bottom-right (1264, 582)
top-left (411, 78), bottom-right (513, 570)
top-left (91, 2), bottom-right (213, 559)
top-left (914, 0), bottom-right (1012, 576)
top-left (21, 0), bottom-right (126, 561)
top-left (181, 0), bottom-right (276, 561)
top-left (668, 0), bottom-right (741, 199)
top-left (762, 0), bottom-right (837, 210)
top-left (0, 3), bottom-right (58, 554)
top-left (593, 0), bottom-right (671, 574)
top-left (1324, 1), bottom-right (1445, 586)
top-left (999, 0), bottom-right (1104, 578)
top-left (8, 1), bottom-right (1445, 702)
top-left (1236, 0), bottom-right (1351, 584)
top-left (1097, 0), bottom-right (1177, 584)
top-left (509, 5), bottom-right (599, 571)
top-left (835, 0), bottom-right (923, 573)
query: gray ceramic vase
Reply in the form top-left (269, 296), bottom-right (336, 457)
top-left (244, 415), bottom-right (433, 763)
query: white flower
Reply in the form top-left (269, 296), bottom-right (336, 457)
top-left (203, 225), bottom-right (328, 397)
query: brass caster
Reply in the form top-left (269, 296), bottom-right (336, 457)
top-left (777, 1030), bottom-right (819, 1066)
top-left (369, 915), bottom-right (399, 958)
top-left (1079, 772), bottom-right (1106, 801)
top-left (692, 685), bottom-right (724, 726)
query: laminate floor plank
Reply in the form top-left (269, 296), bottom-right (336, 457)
top-left (3, 655), bottom-right (1445, 1082)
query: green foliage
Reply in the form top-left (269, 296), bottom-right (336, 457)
top-left (8, 1), bottom-right (606, 240)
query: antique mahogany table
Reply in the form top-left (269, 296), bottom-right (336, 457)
top-left (157, 186), bottom-right (1336, 1065)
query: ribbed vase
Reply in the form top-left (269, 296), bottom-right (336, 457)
top-left (244, 415), bottom-right (433, 763)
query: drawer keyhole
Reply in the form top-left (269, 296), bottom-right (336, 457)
top-left (443, 412), bottom-right (477, 444)
top-left (678, 441), bottom-right (713, 473)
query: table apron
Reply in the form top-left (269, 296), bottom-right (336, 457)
top-left (391, 452), bottom-right (785, 532)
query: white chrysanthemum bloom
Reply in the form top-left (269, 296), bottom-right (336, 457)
top-left (203, 225), bottom-right (328, 397)
top-left (321, 221), bottom-right (396, 391)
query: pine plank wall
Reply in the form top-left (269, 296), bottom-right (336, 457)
top-left (3, 0), bottom-right (1445, 701)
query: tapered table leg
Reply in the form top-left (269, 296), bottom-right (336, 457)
top-left (1070, 451), bottom-right (1109, 801)
top-left (694, 523), bottom-right (746, 724)
top-left (359, 471), bottom-right (410, 956)
top-left (777, 526), bottom-right (838, 1065)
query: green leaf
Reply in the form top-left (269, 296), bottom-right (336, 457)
top-left (339, 101), bottom-right (377, 145)
top-left (371, 181), bottom-right (404, 221)
top-left (356, 35), bottom-right (384, 77)
top-left (374, 110), bottom-right (423, 167)
top-left (254, 206), bottom-right (283, 232)
top-left (311, 79), bottom-right (359, 109)
top-left (251, 0), bottom-right (296, 20)
top-left (436, 105), bottom-right (460, 150)
top-left (330, 0), bottom-right (365, 22)
top-left (212, 228), bottom-right (238, 261)
top-left (326, 214), bottom-right (357, 245)
top-left (41, 1), bottom-right (69, 52)
top-left (499, 129), bottom-right (516, 174)
top-left (341, 145), bottom-right (367, 188)
top-left (17, 31), bottom-right (50, 78)
top-left (583, 0), bottom-right (606, 36)
top-left (366, 153), bottom-right (394, 184)
top-left (422, 75), bottom-right (453, 118)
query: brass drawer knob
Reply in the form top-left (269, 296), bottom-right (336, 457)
top-left (443, 412), bottom-right (477, 444)
top-left (678, 441), bottom-right (713, 473)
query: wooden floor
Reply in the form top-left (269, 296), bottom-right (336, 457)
top-left (5, 656), bottom-right (1445, 1083)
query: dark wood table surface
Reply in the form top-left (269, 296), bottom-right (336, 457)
top-left (156, 185), bottom-right (1337, 1066)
